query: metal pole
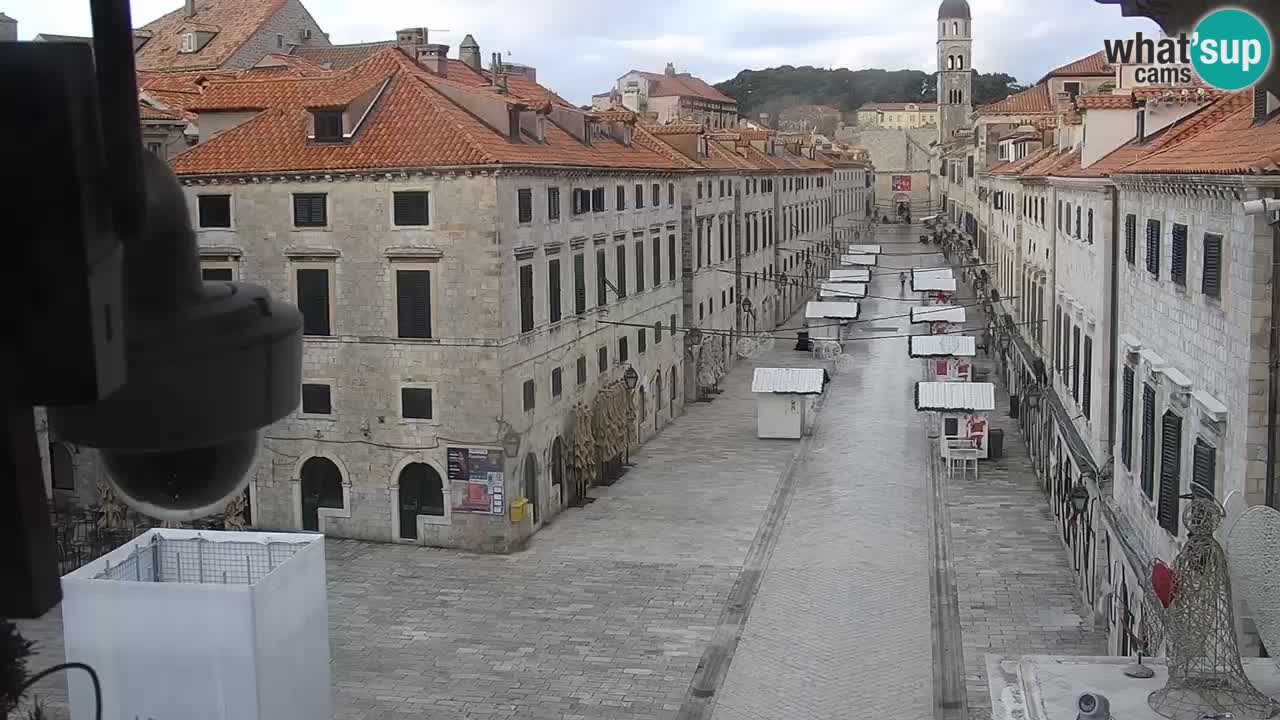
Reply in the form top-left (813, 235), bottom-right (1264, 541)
top-left (1268, 192), bottom-right (1280, 510)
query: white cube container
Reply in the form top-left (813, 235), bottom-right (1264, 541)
top-left (61, 528), bottom-right (333, 720)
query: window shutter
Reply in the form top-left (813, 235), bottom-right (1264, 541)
top-left (547, 187), bottom-right (560, 220)
top-left (1157, 411), bottom-right (1183, 535)
top-left (1087, 209), bottom-right (1094, 243)
top-left (1141, 383), bottom-right (1156, 498)
top-left (301, 383), bottom-right (332, 414)
top-left (297, 268), bottom-right (330, 336)
top-left (396, 270), bottom-right (432, 338)
top-left (615, 244), bottom-right (627, 297)
top-left (616, 185), bottom-right (626, 210)
top-left (1082, 335), bottom-right (1092, 419)
top-left (548, 259), bottom-right (562, 323)
top-left (652, 238), bottom-right (661, 286)
top-left (1192, 439), bottom-right (1216, 497)
top-left (517, 189), bottom-right (533, 224)
top-left (668, 235), bottom-right (676, 280)
top-left (596, 249), bottom-right (607, 307)
top-left (635, 242), bottom-right (645, 292)
top-left (401, 387), bottom-right (432, 419)
top-left (1075, 206), bottom-right (1081, 237)
top-left (551, 368), bottom-right (562, 398)
top-left (523, 379), bottom-right (535, 411)
top-left (198, 195), bottom-right (231, 228)
top-left (1202, 233), bottom-right (1223, 298)
top-left (519, 264), bottom-right (535, 332)
top-left (573, 254), bottom-right (586, 315)
top-left (293, 193), bottom-right (327, 227)
top-left (1171, 223), bottom-right (1187, 285)
top-left (1125, 215), bottom-right (1136, 264)
top-left (1071, 326), bottom-right (1080, 400)
top-left (591, 187), bottom-right (605, 213)
top-left (1121, 366), bottom-right (1134, 469)
top-left (393, 192), bottom-right (429, 226)
top-left (1146, 219), bottom-right (1160, 276)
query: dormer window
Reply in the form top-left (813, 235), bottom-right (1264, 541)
top-left (313, 110), bottom-right (344, 143)
top-left (179, 32), bottom-right (197, 53)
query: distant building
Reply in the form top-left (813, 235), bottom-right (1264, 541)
top-left (777, 104), bottom-right (842, 134)
top-left (594, 63), bottom-right (738, 129)
top-left (131, 0), bottom-right (331, 72)
top-left (854, 102), bottom-right (938, 129)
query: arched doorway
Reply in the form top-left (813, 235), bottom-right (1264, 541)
top-left (50, 442), bottom-right (75, 492)
top-left (299, 457), bottom-right (343, 532)
top-left (523, 453), bottom-right (539, 524)
top-left (550, 438), bottom-right (565, 507)
top-left (398, 463), bottom-right (444, 540)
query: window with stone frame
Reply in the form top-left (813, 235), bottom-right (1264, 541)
top-left (1071, 325), bottom-right (1080, 401)
top-left (519, 264), bottom-right (535, 333)
top-left (547, 187), bottom-right (561, 221)
top-left (197, 194), bottom-right (232, 228)
top-left (596, 248), bottom-right (607, 308)
top-left (1145, 219), bottom-right (1161, 276)
top-left (293, 193), bottom-right (327, 227)
top-left (635, 183), bottom-right (644, 208)
top-left (401, 386), bottom-right (433, 420)
top-left (668, 235), bottom-right (677, 281)
top-left (551, 368), bottom-right (562, 399)
top-left (1202, 233), bottom-right (1223, 299)
top-left (301, 382), bottom-right (332, 415)
top-left (1121, 365), bottom-right (1134, 469)
top-left (393, 191), bottom-right (430, 226)
top-left (548, 258), bottom-right (562, 323)
top-left (1171, 223), bottom-right (1188, 286)
top-left (1157, 409), bottom-right (1183, 535)
top-left (396, 269), bottom-right (432, 339)
top-left (591, 187), bottom-right (605, 213)
top-left (1192, 438), bottom-right (1216, 497)
top-left (652, 183), bottom-right (660, 206)
top-left (577, 356), bottom-right (587, 385)
top-left (1125, 214), bottom-right (1137, 264)
top-left (597, 346), bottom-right (607, 373)
top-left (522, 379), bottom-right (535, 412)
top-left (615, 244), bottom-right (627, 298)
top-left (517, 188), bottom-right (533, 224)
top-left (1082, 335), bottom-right (1092, 419)
top-left (296, 267), bottom-right (331, 336)
top-left (618, 336), bottom-right (629, 363)
top-left (1140, 383), bottom-right (1157, 499)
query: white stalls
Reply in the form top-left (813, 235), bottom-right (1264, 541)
top-left (818, 281), bottom-right (867, 300)
top-left (909, 334), bottom-right (977, 381)
top-left (805, 301), bottom-right (861, 342)
top-left (752, 367), bottom-right (826, 439)
top-left (847, 244), bottom-right (882, 254)
top-left (828, 268), bottom-right (871, 282)
top-left (840, 254), bottom-right (877, 266)
top-left (60, 529), bottom-right (333, 720)
top-left (910, 305), bottom-right (967, 331)
top-left (915, 381), bottom-right (996, 460)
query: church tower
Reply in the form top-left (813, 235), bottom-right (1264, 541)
top-left (937, 0), bottom-right (973, 144)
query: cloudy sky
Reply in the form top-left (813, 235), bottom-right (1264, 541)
top-left (11, 0), bottom-right (1157, 105)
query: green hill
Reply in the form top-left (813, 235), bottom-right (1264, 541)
top-left (714, 66), bottom-right (1023, 121)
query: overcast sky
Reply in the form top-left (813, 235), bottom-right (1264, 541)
top-left (10, 0), bottom-right (1158, 105)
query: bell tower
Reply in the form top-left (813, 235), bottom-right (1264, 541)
top-left (937, 0), bottom-right (973, 145)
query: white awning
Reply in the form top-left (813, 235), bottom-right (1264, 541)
top-left (828, 268), bottom-right (870, 282)
top-left (913, 267), bottom-right (954, 280)
top-left (818, 281), bottom-right (867, 298)
top-left (846, 244), bottom-right (882, 254)
top-left (752, 367), bottom-right (826, 395)
top-left (912, 277), bottom-right (958, 292)
top-left (840, 254), bottom-right (877, 266)
top-left (910, 305), bottom-right (966, 324)
top-left (806, 301), bottom-right (861, 320)
top-left (909, 335), bottom-right (977, 357)
top-left (915, 382), bottom-right (995, 412)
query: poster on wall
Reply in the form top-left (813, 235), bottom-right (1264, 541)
top-left (892, 175), bottom-right (912, 192)
top-left (447, 447), bottom-right (505, 515)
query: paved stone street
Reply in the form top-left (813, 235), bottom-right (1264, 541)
top-left (944, 295), bottom-right (1108, 720)
top-left (13, 224), bottom-right (1105, 720)
top-left (708, 224), bottom-right (936, 720)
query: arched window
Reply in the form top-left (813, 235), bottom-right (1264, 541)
top-left (953, 21), bottom-right (959, 35)
top-left (957, 55), bottom-right (964, 70)
top-left (299, 457), bottom-right (344, 532)
top-left (957, 90), bottom-right (963, 104)
top-left (397, 462), bottom-right (444, 540)
top-left (947, 55), bottom-right (954, 70)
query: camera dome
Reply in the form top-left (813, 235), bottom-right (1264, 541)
top-left (100, 431), bottom-right (259, 521)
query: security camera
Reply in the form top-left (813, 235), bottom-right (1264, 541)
top-left (48, 152), bottom-right (302, 521)
top-left (1242, 198), bottom-right (1280, 216)
top-left (1076, 692), bottom-right (1111, 720)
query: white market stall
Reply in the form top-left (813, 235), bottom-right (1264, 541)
top-left (805, 301), bottom-right (861, 342)
top-left (912, 267), bottom-right (954, 281)
top-left (910, 305), bottom-right (967, 333)
top-left (60, 529), bottom-right (333, 720)
top-left (752, 367), bottom-right (827, 439)
top-left (847, 244), bottom-right (882, 254)
top-left (911, 275), bottom-right (958, 293)
top-left (840, 254), bottom-right (878, 266)
top-left (818, 281), bottom-right (867, 300)
top-left (908, 334), bottom-right (977, 381)
top-left (915, 381), bottom-right (996, 462)
top-left (828, 268), bottom-right (871, 282)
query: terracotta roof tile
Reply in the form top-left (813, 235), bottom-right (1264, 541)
top-left (293, 42), bottom-right (396, 70)
top-left (632, 70), bottom-right (735, 104)
top-left (992, 145), bottom-right (1055, 175)
top-left (1077, 93), bottom-right (1135, 110)
top-left (139, 101), bottom-right (185, 121)
top-left (1116, 91), bottom-right (1276, 174)
top-left (170, 47), bottom-right (688, 176)
top-left (979, 84), bottom-right (1053, 115)
top-left (644, 123), bottom-right (703, 136)
top-left (134, 0), bottom-right (288, 71)
top-left (1131, 85), bottom-right (1222, 103)
top-left (1037, 50), bottom-right (1110, 84)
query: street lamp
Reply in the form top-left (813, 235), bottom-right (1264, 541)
top-left (501, 427), bottom-right (522, 458)
top-left (622, 365), bottom-right (639, 391)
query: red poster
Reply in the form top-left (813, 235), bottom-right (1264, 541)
top-left (892, 175), bottom-right (912, 192)
top-left (935, 359), bottom-right (949, 376)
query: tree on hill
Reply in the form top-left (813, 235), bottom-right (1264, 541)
top-left (715, 66), bottom-right (1023, 121)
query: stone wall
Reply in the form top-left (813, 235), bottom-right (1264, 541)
top-left (224, 0), bottom-right (331, 69)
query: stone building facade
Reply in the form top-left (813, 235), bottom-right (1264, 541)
top-left (132, 0), bottom-right (331, 72)
top-left (595, 64), bottom-right (739, 129)
top-left (853, 102), bottom-right (938, 130)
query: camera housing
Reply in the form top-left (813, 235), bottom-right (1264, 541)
top-left (48, 151), bottom-right (302, 521)
top-left (1075, 692), bottom-right (1111, 720)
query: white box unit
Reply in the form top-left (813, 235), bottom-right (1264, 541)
top-left (60, 529), bottom-right (333, 720)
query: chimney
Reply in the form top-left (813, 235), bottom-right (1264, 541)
top-left (459, 34), bottom-right (481, 71)
top-left (419, 43), bottom-right (449, 77)
top-left (0, 13), bottom-right (16, 42)
top-left (396, 27), bottom-right (427, 56)
top-left (490, 52), bottom-right (502, 88)
top-left (185, 0), bottom-right (195, 17)
top-left (664, 62), bottom-right (676, 77)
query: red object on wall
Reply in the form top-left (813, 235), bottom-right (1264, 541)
top-left (1152, 560), bottom-right (1179, 608)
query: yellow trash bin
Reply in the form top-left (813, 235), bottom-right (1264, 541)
top-left (510, 498), bottom-right (528, 523)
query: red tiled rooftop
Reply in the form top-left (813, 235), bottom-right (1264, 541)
top-left (632, 70), bottom-right (736, 104)
top-left (1117, 91), bottom-right (1277, 174)
top-left (134, 0), bottom-right (289, 71)
top-left (1037, 50), bottom-right (1111, 84)
top-left (293, 42), bottom-right (396, 70)
top-left (979, 84), bottom-right (1053, 115)
top-left (1077, 93), bottom-right (1135, 110)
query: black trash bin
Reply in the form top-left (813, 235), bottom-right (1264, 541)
top-left (795, 331), bottom-right (811, 352)
top-left (988, 428), bottom-right (1005, 460)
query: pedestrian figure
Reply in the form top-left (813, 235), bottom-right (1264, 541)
top-left (899, 271), bottom-right (907, 294)
top-left (981, 328), bottom-right (992, 356)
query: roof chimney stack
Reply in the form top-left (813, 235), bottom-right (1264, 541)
top-left (0, 13), bottom-right (17, 42)
top-left (185, 0), bottom-right (195, 17)
top-left (1255, 87), bottom-right (1274, 125)
top-left (664, 62), bottom-right (676, 77)
top-left (419, 43), bottom-right (449, 77)
top-left (459, 34), bottom-right (481, 71)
